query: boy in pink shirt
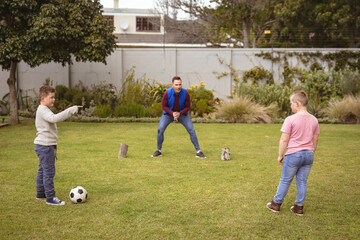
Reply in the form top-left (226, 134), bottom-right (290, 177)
top-left (267, 90), bottom-right (319, 216)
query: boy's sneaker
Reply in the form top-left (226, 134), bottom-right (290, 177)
top-left (151, 150), bottom-right (162, 157)
top-left (46, 197), bottom-right (65, 206)
top-left (36, 193), bottom-right (46, 200)
top-left (290, 204), bottom-right (304, 216)
top-left (196, 151), bottom-right (206, 158)
top-left (267, 200), bottom-right (282, 212)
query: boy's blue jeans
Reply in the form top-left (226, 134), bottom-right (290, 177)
top-left (274, 150), bottom-right (314, 206)
top-left (35, 144), bottom-right (57, 199)
top-left (157, 114), bottom-right (200, 151)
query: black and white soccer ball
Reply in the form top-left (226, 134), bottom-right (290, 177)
top-left (69, 186), bottom-right (88, 203)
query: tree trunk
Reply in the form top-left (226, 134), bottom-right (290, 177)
top-left (242, 17), bottom-right (251, 48)
top-left (7, 62), bottom-right (19, 125)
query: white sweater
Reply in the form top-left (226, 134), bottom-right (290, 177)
top-left (34, 105), bottom-right (78, 146)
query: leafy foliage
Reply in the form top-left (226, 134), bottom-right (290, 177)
top-left (119, 67), bottom-right (151, 106)
top-left (302, 70), bottom-right (342, 117)
top-left (0, 0), bottom-right (116, 69)
top-left (242, 67), bottom-right (274, 85)
top-left (234, 82), bottom-right (294, 117)
top-left (273, 0), bottom-right (360, 48)
top-left (0, 0), bottom-right (116, 125)
top-left (187, 82), bottom-right (216, 117)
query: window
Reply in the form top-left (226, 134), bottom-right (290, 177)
top-left (105, 16), bottom-right (114, 27)
top-left (136, 17), bottom-right (160, 32)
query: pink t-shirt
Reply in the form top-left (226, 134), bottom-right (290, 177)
top-left (281, 113), bottom-right (320, 155)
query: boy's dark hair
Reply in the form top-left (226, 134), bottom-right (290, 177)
top-left (290, 90), bottom-right (308, 106)
top-left (39, 86), bottom-right (55, 99)
top-left (172, 76), bottom-right (181, 83)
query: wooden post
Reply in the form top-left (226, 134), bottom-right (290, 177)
top-left (118, 143), bottom-right (128, 158)
top-left (221, 148), bottom-right (231, 160)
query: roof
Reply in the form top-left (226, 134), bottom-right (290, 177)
top-left (102, 8), bottom-right (162, 16)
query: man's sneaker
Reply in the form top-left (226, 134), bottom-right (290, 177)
top-left (46, 197), bottom-right (65, 206)
top-left (151, 150), bottom-right (162, 157)
top-left (267, 200), bottom-right (282, 212)
top-left (290, 204), bottom-right (304, 216)
top-left (196, 151), bottom-right (206, 158)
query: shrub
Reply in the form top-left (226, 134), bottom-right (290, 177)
top-left (114, 103), bottom-right (148, 118)
top-left (324, 95), bottom-right (360, 123)
top-left (120, 67), bottom-right (151, 106)
top-left (234, 82), bottom-right (294, 117)
top-left (337, 68), bottom-right (360, 96)
top-left (64, 88), bottom-right (80, 103)
top-left (72, 93), bottom-right (92, 107)
top-left (0, 93), bottom-right (10, 115)
top-left (187, 82), bottom-right (215, 116)
top-left (302, 70), bottom-right (341, 117)
top-left (91, 82), bottom-right (118, 106)
top-left (55, 85), bottom-right (68, 100)
top-left (146, 80), bottom-right (170, 103)
top-left (94, 104), bottom-right (112, 118)
top-left (215, 96), bottom-right (273, 123)
top-left (147, 102), bottom-right (163, 117)
top-left (54, 99), bottom-right (71, 112)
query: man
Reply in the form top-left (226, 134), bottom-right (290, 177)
top-left (151, 76), bottom-right (206, 158)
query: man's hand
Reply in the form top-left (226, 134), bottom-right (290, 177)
top-left (173, 112), bottom-right (180, 121)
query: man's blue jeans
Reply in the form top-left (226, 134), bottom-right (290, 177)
top-left (35, 144), bottom-right (57, 199)
top-left (157, 114), bottom-right (200, 151)
top-left (274, 150), bottom-right (314, 206)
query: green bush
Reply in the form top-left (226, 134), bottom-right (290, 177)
top-left (91, 82), bottom-right (118, 106)
top-left (53, 99), bottom-right (71, 112)
top-left (337, 68), bottom-right (360, 96)
top-left (114, 103), bottom-right (148, 118)
top-left (302, 70), bottom-right (341, 117)
top-left (195, 99), bottom-right (210, 116)
top-left (234, 82), bottom-right (294, 117)
top-left (55, 85), bottom-right (68, 100)
top-left (187, 82), bottom-right (215, 116)
top-left (215, 96), bottom-right (273, 123)
top-left (146, 80), bottom-right (170, 103)
top-left (94, 104), bottom-right (113, 118)
top-left (120, 67), bottom-right (151, 106)
top-left (72, 93), bottom-right (92, 107)
top-left (147, 102), bottom-right (163, 117)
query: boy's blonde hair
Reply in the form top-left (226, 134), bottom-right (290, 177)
top-left (39, 86), bottom-right (55, 99)
top-left (290, 90), bottom-right (308, 106)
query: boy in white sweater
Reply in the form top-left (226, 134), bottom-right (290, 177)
top-left (34, 86), bottom-right (81, 205)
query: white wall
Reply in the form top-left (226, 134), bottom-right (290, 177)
top-left (0, 48), bottom-right (357, 100)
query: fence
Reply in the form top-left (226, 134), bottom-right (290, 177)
top-left (1, 48), bottom-right (357, 100)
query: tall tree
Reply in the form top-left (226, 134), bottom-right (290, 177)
top-left (0, 0), bottom-right (116, 125)
top-left (158, 0), bottom-right (277, 47)
top-left (274, 0), bottom-right (360, 48)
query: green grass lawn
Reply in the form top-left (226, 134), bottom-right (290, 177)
top-left (0, 121), bottom-right (359, 239)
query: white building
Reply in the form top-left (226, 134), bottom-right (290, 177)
top-left (103, 0), bottom-right (165, 45)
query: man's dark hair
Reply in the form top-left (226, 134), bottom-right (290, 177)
top-left (172, 76), bottom-right (181, 83)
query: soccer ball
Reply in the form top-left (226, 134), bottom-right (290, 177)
top-left (69, 186), bottom-right (88, 203)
